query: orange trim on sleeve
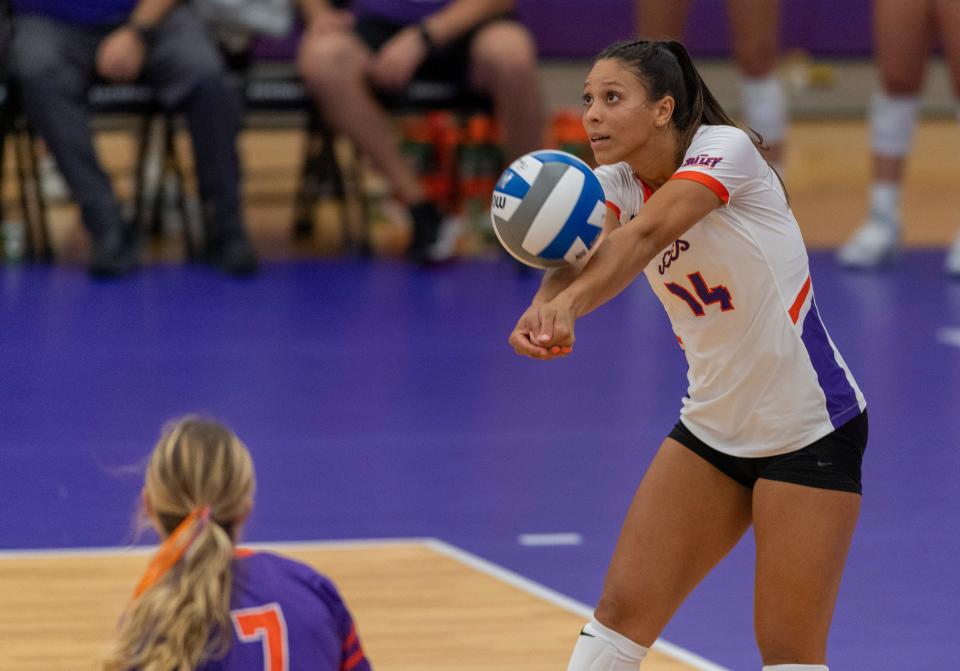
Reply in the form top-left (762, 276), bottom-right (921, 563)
top-left (234, 547), bottom-right (255, 558)
top-left (788, 275), bottom-right (812, 324)
top-left (342, 650), bottom-right (366, 671)
top-left (343, 625), bottom-right (358, 649)
top-left (605, 200), bottom-right (621, 220)
top-left (671, 171), bottom-right (729, 203)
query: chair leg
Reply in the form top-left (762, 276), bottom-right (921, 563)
top-left (134, 114), bottom-right (157, 237)
top-left (291, 110), bottom-right (325, 239)
top-left (162, 118), bottom-right (198, 260)
top-left (17, 126), bottom-right (52, 261)
top-left (314, 121), bottom-right (356, 252)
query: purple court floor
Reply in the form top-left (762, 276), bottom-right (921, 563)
top-left (1, 250), bottom-right (958, 670)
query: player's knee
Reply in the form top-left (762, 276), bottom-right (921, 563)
top-left (473, 24), bottom-right (538, 82)
top-left (297, 34), bottom-right (365, 88)
top-left (734, 38), bottom-right (777, 78)
top-left (879, 74), bottom-right (922, 97)
top-left (870, 91), bottom-right (919, 157)
top-left (594, 590), bottom-right (634, 631)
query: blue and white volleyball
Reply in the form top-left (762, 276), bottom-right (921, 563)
top-left (490, 150), bottom-right (605, 269)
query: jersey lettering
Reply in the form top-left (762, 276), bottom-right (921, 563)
top-left (232, 603), bottom-right (289, 671)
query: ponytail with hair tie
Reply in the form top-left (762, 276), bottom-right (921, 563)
top-left (132, 504), bottom-right (212, 600)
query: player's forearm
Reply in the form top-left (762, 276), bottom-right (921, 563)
top-left (556, 224), bottom-right (657, 318)
top-left (422, 0), bottom-right (513, 48)
top-left (532, 266), bottom-right (580, 306)
top-left (298, 0), bottom-right (334, 23)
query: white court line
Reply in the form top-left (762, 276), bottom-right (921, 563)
top-left (427, 539), bottom-right (730, 671)
top-left (518, 532), bottom-right (583, 546)
top-left (936, 328), bottom-right (960, 348)
top-left (0, 537), bottom-right (729, 671)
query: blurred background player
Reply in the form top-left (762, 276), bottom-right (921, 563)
top-left (634, 0), bottom-right (786, 171)
top-left (837, 0), bottom-right (960, 277)
top-left (296, 0), bottom-right (544, 263)
top-left (101, 417), bottom-right (370, 671)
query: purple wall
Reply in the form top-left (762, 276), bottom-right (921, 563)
top-left (253, 0), bottom-right (874, 62)
top-left (519, 0), bottom-right (873, 59)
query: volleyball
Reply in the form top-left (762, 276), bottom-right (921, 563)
top-left (490, 150), bottom-right (606, 269)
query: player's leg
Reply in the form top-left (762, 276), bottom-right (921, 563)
top-left (838, 0), bottom-right (934, 268)
top-left (752, 481), bottom-right (860, 667)
top-left (752, 411), bottom-right (867, 669)
top-left (933, 0), bottom-right (960, 276)
top-left (297, 26), bottom-right (425, 210)
top-left (634, 0), bottom-right (692, 40)
top-left (468, 19), bottom-right (544, 161)
top-left (727, 0), bottom-right (786, 170)
top-left (568, 436), bottom-right (753, 670)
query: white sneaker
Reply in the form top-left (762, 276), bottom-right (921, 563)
top-left (836, 218), bottom-right (900, 268)
top-left (946, 236), bottom-right (960, 278)
top-left (426, 215), bottom-right (465, 263)
top-left (39, 155), bottom-right (69, 202)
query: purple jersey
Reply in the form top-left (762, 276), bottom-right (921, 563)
top-left (11, 0), bottom-right (135, 24)
top-left (197, 550), bottom-right (371, 671)
top-left (351, 0), bottom-right (449, 24)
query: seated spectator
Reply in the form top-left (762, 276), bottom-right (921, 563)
top-left (101, 416), bottom-right (371, 670)
top-left (10, 0), bottom-right (257, 276)
top-left (297, 0), bottom-right (544, 263)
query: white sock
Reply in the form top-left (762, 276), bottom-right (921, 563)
top-left (567, 618), bottom-right (649, 671)
top-left (740, 74), bottom-right (787, 144)
top-left (762, 665), bottom-right (828, 671)
top-left (868, 182), bottom-right (901, 230)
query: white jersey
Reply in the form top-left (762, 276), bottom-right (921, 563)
top-left (595, 125), bottom-right (865, 458)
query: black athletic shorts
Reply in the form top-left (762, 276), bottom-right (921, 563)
top-left (668, 410), bottom-right (868, 494)
top-left (355, 14), bottom-right (513, 96)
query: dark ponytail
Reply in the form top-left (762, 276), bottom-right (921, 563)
top-left (595, 40), bottom-right (764, 162)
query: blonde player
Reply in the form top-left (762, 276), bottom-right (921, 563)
top-left (510, 41), bottom-right (867, 671)
top-left (636, 0), bottom-right (786, 171)
top-left (102, 417), bottom-right (370, 671)
top-left (838, 0), bottom-right (960, 275)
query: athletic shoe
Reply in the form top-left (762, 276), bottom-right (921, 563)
top-left (89, 223), bottom-right (139, 278)
top-left (206, 234), bottom-right (258, 276)
top-left (946, 235), bottom-right (960, 279)
top-left (836, 217), bottom-right (900, 268)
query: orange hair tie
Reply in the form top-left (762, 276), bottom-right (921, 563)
top-left (132, 505), bottom-right (212, 600)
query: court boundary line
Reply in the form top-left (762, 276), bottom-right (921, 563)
top-left (0, 537), bottom-right (728, 671)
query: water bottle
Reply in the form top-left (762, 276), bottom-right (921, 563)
top-left (1, 220), bottom-right (26, 263)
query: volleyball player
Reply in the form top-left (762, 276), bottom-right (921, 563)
top-left (509, 41), bottom-right (867, 671)
top-left (837, 0), bottom-right (960, 276)
top-left (636, 0), bottom-right (786, 171)
top-left (101, 417), bottom-right (370, 671)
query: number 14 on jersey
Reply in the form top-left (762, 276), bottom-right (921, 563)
top-left (665, 272), bottom-right (735, 316)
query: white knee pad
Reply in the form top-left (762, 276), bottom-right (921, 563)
top-left (567, 619), bottom-right (648, 671)
top-left (762, 665), bottom-right (829, 671)
top-left (740, 75), bottom-right (787, 143)
top-left (871, 91), bottom-right (919, 157)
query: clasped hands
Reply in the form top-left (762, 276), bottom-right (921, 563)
top-left (509, 298), bottom-right (576, 360)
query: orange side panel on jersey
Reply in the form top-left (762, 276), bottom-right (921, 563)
top-left (671, 171), bottom-right (729, 203)
top-left (605, 201), bottom-right (621, 220)
top-left (789, 275), bottom-right (812, 324)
